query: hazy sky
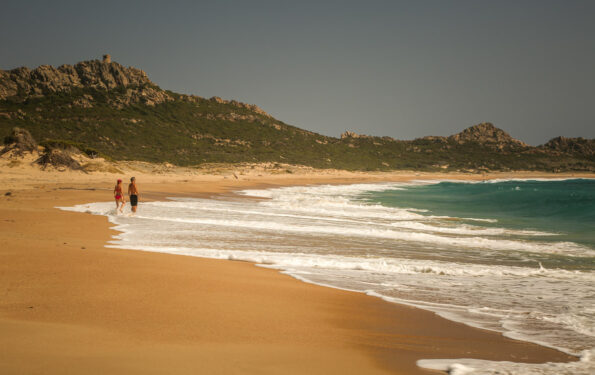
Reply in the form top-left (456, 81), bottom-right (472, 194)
top-left (1, 0), bottom-right (593, 145)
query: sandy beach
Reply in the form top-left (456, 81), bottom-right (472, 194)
top-left (1, 162), bottom-right (590, 374)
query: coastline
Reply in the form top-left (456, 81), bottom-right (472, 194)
top-left (1, 166), bottom-right (590, 374)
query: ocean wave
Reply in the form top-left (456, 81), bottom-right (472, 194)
top-left (97, 244), bottom-right (591, 279)
top-left (238, 182), bottom-right (411, 198)
top-left (388, 221), bottom-right (555, 237)
top-left (61, 201), bottom-right (592, 257)
top-left (131, 214), bottom-right (592, 257)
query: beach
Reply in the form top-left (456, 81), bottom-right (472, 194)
top-left (1, 164), bottom-right (590, 374)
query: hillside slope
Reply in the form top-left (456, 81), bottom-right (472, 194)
top-left (1, 56), bottom-right (593, 172)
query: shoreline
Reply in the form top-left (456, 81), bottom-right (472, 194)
top-left (99, 177), bottom-right (592, 359)
top-left (1, 167), bottom-right (590, 374)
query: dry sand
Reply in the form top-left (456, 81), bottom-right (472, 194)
top-left (1, 160), bottom-right (590, 374)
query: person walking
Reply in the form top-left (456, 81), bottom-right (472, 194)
top-left (128, 177), bottom-right (140, 213)
top-left (114, 179), bottom-right (125, 213)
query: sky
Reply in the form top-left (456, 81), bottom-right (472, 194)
top-left (1, 0), bottom-right (593, 145)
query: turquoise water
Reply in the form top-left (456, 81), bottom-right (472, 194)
top-left (363, 179), bottom-right (595, 268)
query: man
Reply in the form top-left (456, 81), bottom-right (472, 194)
top-left (128, 177), bottom-right (140, 213)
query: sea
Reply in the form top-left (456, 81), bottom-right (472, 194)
top-left (61, 178), bottom-right (595, 375)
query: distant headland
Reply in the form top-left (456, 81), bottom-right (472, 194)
top-left (1, 56), bottom-right (593, 172)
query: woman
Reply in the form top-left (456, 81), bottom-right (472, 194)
top-left (114, 179), bottom-right (126, 213)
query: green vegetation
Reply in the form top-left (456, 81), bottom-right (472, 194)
top-left (1, 86), bottom-right (593, 172)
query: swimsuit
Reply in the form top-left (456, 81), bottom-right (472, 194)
top-left (130, 194), bottom-right (138, 206)
top-left (115, 186), bottom-right (123, 200)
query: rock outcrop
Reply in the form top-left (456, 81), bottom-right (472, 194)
top-left (0, 56), bottom-right (172, 106)
top-left (209, 96), bottom-right (272, 118)
top-left (343, 123), bottom-right (532, 151)
top-left (340, 131), bottom-right (374, 139)
top-left (447, 122), bottom-right (529, 150)
top-left (541, 136), bottom-right (595, 156)
top-left (0, 56), bottom-right (281, 115)
top-left (1, 60), bottom-right (146, 98)
top-left (108, 86), bottom-right (173, 108)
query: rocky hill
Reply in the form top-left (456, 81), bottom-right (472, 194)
top-left (1, 56), bottom-right (594, 172)
top-left (0, 54), bottom-right (171, 107)
top-left (540, 136), bottom-right (595, 157)
top-left (447, 122), bottom-right (529, 150)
